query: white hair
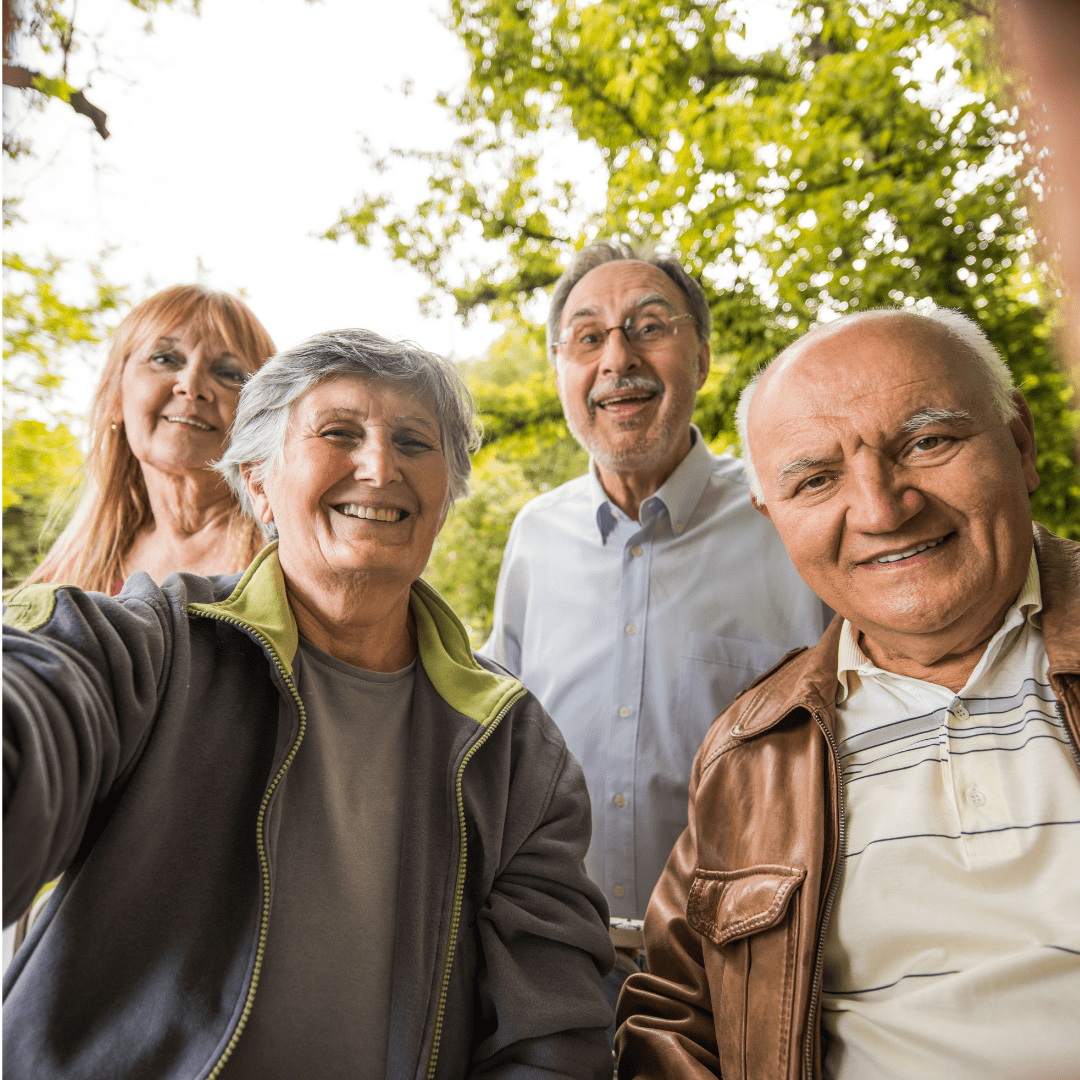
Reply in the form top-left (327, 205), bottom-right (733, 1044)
top-left (217, 329), bottom-right (481, 538)
top-left (735, 306), bottom-right (1020, 502)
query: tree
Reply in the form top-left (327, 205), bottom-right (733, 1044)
top-left (2, 252), bottom-right (127, 587)
top-left (422, 325), bottom-right (587, 644)
top-left (333, 0), bottom-right (1078, 538)
top-left (2, 0), bottom-right (203, 587)
top-left (2, 0), bottom-right (197, 154)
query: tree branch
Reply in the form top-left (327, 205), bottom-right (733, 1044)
top-left (3, 64), bottom-right (109, 139)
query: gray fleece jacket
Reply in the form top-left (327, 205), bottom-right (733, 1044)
top-left (2, 543), bottom-right (615, 1079)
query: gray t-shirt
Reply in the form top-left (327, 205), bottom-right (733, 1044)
top-left (223, 637), bottom-right (415, 1079)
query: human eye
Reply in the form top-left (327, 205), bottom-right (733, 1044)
top-left (634, 313), bottom-right (667, 337)
top-left (906, 433), bottom-right (957, 461)
top-left (319, 424), bottom-right (360, 442)
top-left (796, 472), bottom-right (837, 496)
top-left (149, 350), bottom-right (183, 369)
top-left (572, 324), bottom-right (605, 348)
top-left (913, 435), bottom-right (948, 451)
top-left (213, 364), bottom-right (247, 388)
top-left (394, 428), bottom-right (437, 454)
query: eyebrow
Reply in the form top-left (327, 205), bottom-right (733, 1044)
top-left (773, 408), bottom-right (975, 489)
top-left (775, 456), bottom-right (834, 488)
top-left (310, 407), bottom-right (437, 432)
top-left (900, 408), bottom-right (974, 432)
top-left (566, 293), bottom-right (677, 322)
top-left (149, 337), bottom-right (241, 362)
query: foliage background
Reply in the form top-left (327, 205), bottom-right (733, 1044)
top-left (337, 0), bottom-right (1079, 644)
top-left (5, 0), bottom-right (1077, 641)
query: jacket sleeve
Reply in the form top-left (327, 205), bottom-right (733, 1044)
top-left (614, 746), bottom-right (721, 1078)
top-left (470, 733), bottom-right (616, 1079)
top-left (2, 580), bottom-right (174, 925)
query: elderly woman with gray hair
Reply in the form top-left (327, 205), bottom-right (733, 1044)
top-left (2, 329), bottom-right (615, 1080)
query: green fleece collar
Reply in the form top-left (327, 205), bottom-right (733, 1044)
top-left (409, 576), bottom-right (524, 727)
top-left (189, 543), bottom-right (522, 727)
top-left (187, 542), bottom-right (299, 675)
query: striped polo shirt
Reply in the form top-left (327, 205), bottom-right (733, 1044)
top-left (821, 551), bottom-right (1080, 1080)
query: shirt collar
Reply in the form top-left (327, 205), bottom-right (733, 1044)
top-left (591, 425), bottom-right (713, 541)
top-left (835, 545), bottom-right (1043, 702)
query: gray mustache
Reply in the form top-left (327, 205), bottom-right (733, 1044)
top-left (587, 374), bottom-right (665, 412)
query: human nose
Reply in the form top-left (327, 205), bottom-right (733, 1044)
top-left (844, 455), bottom-right (924, 534)
top-left (598, 325), bottom-right (641, 376)
top-left (349, 430), bottom-right (401, 486)
top-left (173, 356), bottom-right (214, 401)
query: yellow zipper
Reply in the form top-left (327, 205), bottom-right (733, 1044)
top-left (192, 609), bottom-right (308, 1080)
top-left (425, 688), bottom-right (526, 1080)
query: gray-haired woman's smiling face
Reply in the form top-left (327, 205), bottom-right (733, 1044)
top-left (246, 373), bottom-right (450, 594)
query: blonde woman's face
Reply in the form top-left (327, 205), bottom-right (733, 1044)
top-left (119, 323), bottom-right (257, 476)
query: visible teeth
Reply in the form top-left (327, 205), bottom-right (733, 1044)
top-left (165, 416), bottom-right (213, 431)
top-left (600, 395), bottom-right (651, 407)
top-left (876, 536), bottom-right (946, 563)
top-left (338, 504), bottom-right (404, 522)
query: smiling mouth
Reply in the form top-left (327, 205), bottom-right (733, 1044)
top-left (164, 416), bottom-right (215, 431)
top-left (335, 503), bottom-right (408, 522)
top-left (596, 392), bottom-right (657, 410)
top-left (869, 534), bottom-right (952, 565)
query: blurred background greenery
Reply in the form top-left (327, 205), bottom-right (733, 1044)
top-left (6, 0), bottom-right (1078, 646)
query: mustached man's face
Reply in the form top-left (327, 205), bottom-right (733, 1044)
top-left (554, 261), bottom-right (709, 482)
top-left (748, 315), bottom-right (1039, 664)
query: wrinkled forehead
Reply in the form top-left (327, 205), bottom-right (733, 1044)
top-left (127, 316), bottom-right (235, 365)
top-left (290, 371), bottom-right (439, 427)
top-left (562, 261), bottom-right (684, 326)
top-left (750, 318), bottom-right (990, 459)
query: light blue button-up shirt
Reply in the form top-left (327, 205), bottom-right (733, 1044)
top-left (480, 429), bottom-right (831, 918)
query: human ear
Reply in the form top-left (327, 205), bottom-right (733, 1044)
top-left (696, 340), bottom-right (711, 390)
top-left (242, 465), bottom-right (275, 525)
top-left (750, 493), bottom-right (772, 519)
top-left (1007, 391), bottom-right (1040, 494)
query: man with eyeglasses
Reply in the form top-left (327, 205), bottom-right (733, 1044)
top-left (480, 241), bottom-right (830, 1025)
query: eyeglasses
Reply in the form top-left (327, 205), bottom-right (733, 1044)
top-left (556, 311), bottom-right (697, 363)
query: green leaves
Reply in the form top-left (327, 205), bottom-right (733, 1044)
top-left (335, 0), bottom-right (1077, 537)
top-left (2, 252), bottom-right (126, 411)
top-left (2, 253), bottom-right (129, 587)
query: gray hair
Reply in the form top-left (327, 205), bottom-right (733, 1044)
top-left (735, 307), bottom-right (1020, 502)
top-left (217, 328), bottom-right (480, 536)
top-left (546, 241), bottom-right (713, 363)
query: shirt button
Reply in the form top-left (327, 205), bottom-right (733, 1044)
top-left (674, 522), bottom-right (684, 534)
top-left (630, 545), bottom-right (643, 557)
top-left (967, 784), bottom-right (986, 807)
top-left (613, 884), bottom-right (625, 898)
top-left (613, 793), bottom-right (626, 807)
top-left (952, 702), bottom-right (969, 720)
top-left (625, 623), bottom-right (637, 636)
top-left (618, 706), bottom-right (630, 718)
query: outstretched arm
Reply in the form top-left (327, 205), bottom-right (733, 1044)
top-left (3, 581), bottom-right (172, 924)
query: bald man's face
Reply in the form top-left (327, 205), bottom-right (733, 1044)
top-left (747, 316), bottom-right (1039, 663)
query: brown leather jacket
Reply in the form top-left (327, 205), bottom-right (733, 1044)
top-left (615, 525), bottom-right (1080, 1079)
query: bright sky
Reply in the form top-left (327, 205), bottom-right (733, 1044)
top-left (3, 0), bottom-right (791, 416)
top-left (3, 0), bottom-right (556, 410)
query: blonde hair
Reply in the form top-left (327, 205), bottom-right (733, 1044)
top-left (27, 285), bottom-right (276, 593)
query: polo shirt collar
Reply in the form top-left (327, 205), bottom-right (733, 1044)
top-left (835, 545), bottom-right (1043, 702)
top-left (590, 425), bottom-right (713, 541)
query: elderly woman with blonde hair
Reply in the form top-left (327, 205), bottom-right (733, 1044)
top-left (28, 284), bottom-right (275, 593)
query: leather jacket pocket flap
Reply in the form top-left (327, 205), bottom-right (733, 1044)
top-left (686, 865), bottom-right (806, 947)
